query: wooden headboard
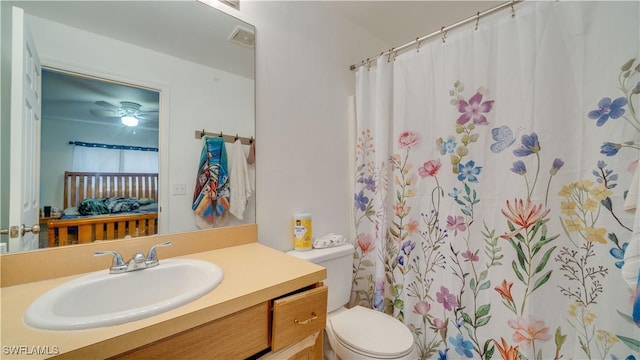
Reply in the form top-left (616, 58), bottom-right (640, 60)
top-left (63, 171), bottom-right (158, 209)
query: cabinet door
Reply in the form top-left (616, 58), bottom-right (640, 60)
top-left (113, 302), bottom-right (269, 359)
top-left (272, 285), bottom-right (328, 351)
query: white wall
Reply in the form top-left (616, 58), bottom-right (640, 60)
top-left (26, 14), bottom-right (255, 233)
top-left (236, 1), bottom-right (387, 251)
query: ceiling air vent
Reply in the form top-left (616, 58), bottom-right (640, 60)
top-left (229, 26), bottom-right (255, 49)
top-left (219, 0), bottom-right (239, 10)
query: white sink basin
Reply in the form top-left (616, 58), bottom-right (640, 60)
top-left (24, 259), bottom-right (224, 331)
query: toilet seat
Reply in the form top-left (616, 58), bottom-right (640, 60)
top-left (329, 306), bottom-right (414, 359)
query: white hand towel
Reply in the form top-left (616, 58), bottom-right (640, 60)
top-left (229, 139), bottom-right (254, 220)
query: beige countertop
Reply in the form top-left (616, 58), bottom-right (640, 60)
top-left (0, 243), bottom-right (326, 359)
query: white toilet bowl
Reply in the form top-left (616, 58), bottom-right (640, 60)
top-left (324, 306), bottom-right (414, 360)
top-left (287, 245), bottom-right (414, 360)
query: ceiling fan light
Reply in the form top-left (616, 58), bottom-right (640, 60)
top-left (121, 116), bottom-right (139, 127)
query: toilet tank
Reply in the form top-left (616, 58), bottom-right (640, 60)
top-left (287, 244), bottom-right (355, 312)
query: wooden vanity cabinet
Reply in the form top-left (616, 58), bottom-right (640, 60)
top-left (111, 303), bottom-right (270, 360)
top-left (112, 284), bottom-right (327, 360)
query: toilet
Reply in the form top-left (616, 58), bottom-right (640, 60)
top-left (288, 244), bottom-right (415, 360)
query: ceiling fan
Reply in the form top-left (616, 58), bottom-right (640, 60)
top-left (90, 101), bottom-right (158, 127)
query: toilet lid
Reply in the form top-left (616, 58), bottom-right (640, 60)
top-left (330, 306), bottom-right (413, 358)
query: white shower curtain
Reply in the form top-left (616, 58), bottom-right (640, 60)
top-left (352, 2), bottom-right (639, 359)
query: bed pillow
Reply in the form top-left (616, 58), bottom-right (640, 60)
top-left (138, 202), bottom-right (158, 212)
top-left (138, 198), bottom-right (154, 205)
top-left (63, 207), bottom-right (80, 216)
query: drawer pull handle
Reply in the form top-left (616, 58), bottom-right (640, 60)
top-left (294, 312), bottom-right (318, 325)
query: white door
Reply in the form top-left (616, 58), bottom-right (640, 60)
top-left (7, 6), bottom-right (42, 253)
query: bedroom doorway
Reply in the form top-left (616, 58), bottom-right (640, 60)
top-left (4, 6), bottom-right (42, 254)
top-left (39, 68), bottom-right (160, 248)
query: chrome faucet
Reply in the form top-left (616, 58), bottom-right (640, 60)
top-left (94, 241), bottom-right (172, 274)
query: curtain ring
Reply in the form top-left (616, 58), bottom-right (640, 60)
top-left (219, 131), bottom-right (223, 138)
top-left (415, 37), bottom-right (421, 53)
top-left (387, 48), bottom-right (394, 63)
top-left (475, 12), bottom-right (480, 30)
top-left (511, 0), bottom-right (516, 18)
top-left (201, 129), bottom-right (205, 137)
top-left (441, 27), bottom-right (447, 43)
top-left (366, 58), bottom-right (372, 71)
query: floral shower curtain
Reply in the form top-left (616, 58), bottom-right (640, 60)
top-left (352, 2), bottom-right (639, 360)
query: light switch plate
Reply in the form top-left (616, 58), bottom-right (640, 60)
top-left (172, 184), bottom-right (186, 195)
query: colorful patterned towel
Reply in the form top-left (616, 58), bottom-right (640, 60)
top-left (192, 136), bottom-right (230, 223)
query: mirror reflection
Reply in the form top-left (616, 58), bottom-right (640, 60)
top-left (1, 1), bottom-right (256, 253)
top-left (41, 69), bottom-right (161, 247)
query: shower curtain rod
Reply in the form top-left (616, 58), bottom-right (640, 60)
top-left (349, 0), bottom-right (523, 71)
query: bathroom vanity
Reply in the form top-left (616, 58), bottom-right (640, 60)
top-left (0, 225), bottom-right (327, 359)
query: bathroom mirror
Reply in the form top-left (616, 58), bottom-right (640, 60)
top-left (0, 1), bottom-right (256, 253)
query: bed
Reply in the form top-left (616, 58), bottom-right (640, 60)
top-left (47, 171), bottom-right (159, 247)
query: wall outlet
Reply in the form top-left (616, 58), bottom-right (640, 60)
top-left (172, 184), bottom-right (186, 195)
